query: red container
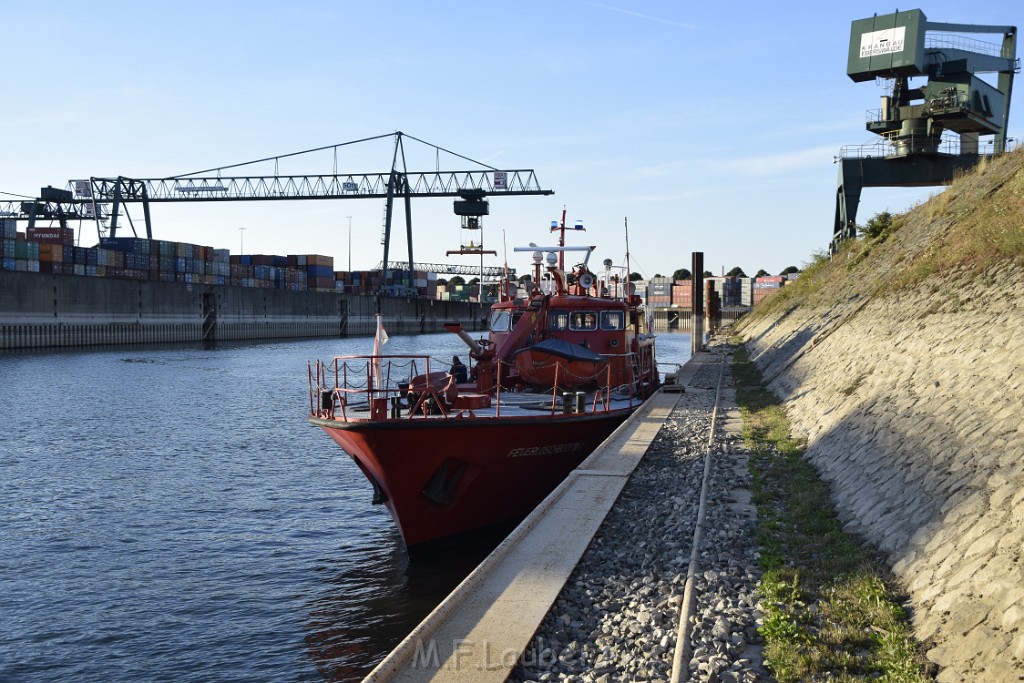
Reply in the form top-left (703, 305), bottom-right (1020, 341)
top-left (27, 227), bottom-right (73, 245)
top-left (753, 288), bottom-right (780, 305)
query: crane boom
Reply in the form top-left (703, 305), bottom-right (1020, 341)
top-left (80, 169), bottom-right (550, 203)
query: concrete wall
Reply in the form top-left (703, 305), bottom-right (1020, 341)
top-left (738, 263), bottom-right (1024, 682)
top-left (0, 271), bottom-right (488, 349)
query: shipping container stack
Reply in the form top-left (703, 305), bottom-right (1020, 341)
top-left (370, 268), bottom-right (438, 298)
top-left (2, 223), bottom-right (450, 298)
top-left (439, 282), bottom-right (468, 301)
top-left (753, 276), bottom-right (786, 305)
top-left (740, 277), bottom-right (754, 307)
top-left (294, 254), bottom-right (335, 291)
top-left (669, 277), bottom-right (755, 308)
top-left (26, 227), bottom-right (74, 275)
top-left (0, 219), bottom-right (17, 246)
top-left (345, 270), bottom-right (382, 295)
top-left (671, 280), bottom-right (693, 308)
top-left (645, 276), bottom-right (672, 307)
top-left (425, 272), bottom-right (438, 300)
top-left (704, 276), bottom-right (744, 307)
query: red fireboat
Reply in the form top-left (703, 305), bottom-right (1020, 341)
top-left (307, 216), bottom-right (658, 550)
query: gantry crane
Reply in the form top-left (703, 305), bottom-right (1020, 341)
top-left (4, 132), bottom-right (552, 285)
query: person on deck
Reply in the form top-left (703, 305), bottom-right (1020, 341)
top-left (450, 355), bottom-right (468, 383)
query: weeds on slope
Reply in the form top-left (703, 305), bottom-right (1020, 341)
top-left (731, 341), bottom-right (933, 682)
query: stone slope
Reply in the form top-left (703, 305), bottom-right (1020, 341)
top-left (737, 152), bottom-right (1024, 682)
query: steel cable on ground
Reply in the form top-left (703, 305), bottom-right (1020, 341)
top-left (669, 351), bottom-right (727, 683)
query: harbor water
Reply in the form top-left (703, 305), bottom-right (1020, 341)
top-left (0, 331), bottom-right (691, 682)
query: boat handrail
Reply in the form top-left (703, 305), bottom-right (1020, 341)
top-left (309, 354), bottom-right (434, 420)
top-left (308, 349), bottom-right (653, 422)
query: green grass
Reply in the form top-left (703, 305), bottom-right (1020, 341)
top-left (738, 148), bottom-right (1024, 329)
top-left (731, 342), bottom-right (933, 682)
top-left (726, 146), bottom-right (1024, 680)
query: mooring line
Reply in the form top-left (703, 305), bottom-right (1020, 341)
top-left (669, 350), bottom-right (726, 683)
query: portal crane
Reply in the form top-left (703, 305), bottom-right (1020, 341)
top-left (23, 132), bottom-right (551, 284)
top-left (834, 9), bottom-right (1018, 248)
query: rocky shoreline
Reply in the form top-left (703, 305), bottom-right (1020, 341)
top-left (511, 344), bottom-right (769, 683)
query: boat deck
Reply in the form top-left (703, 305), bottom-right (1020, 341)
top-left (362, 352), bottom-right (710, 682)
top-left (330, 388), bottom-right (644, 422)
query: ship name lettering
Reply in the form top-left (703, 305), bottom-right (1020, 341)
top-left (507, 441), bottom-right (585, 458)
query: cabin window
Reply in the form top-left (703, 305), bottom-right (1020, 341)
top-left (548, 311), bottom-right (569, 330)
top-left (490, 309), bottom-right (512, 332)
top-left (569, 311), bottom-right (597, 331)
top-left (601, 310), bottom-right (624, 331)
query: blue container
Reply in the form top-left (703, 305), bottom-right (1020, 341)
top-left (306, 264), bottom-right (334, 279)
top-left (100, 237), bottom-right (149, 254)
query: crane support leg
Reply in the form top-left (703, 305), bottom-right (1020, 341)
top-left (110, 182), bottom-right (122, 238)
top-left (832, 155), bottom-right (985, 250)
top-left (382, 173), bottom-right (396, 285)
top-left (404, 191), bottom-right (413, 286)
top-left (142, 186), bottom-right (153, 240)
top-left (834, 159), bottom-right (863, 248)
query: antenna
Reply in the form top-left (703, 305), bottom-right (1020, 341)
top-left (624, 217), bottom-right (631, 298)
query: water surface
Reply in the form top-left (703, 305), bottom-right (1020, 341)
top-left (0, 331), bottom-right (691, 681)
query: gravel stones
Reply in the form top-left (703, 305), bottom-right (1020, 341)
top-left (511, 343), bottom-right (766, 682)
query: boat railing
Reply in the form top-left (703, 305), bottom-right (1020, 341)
top-left (598, 350), bottom-right (655, 402)
top-left (309, 350), bottom-right (652, 422)
top-left (492, 358), bottom-right (618, 417)
top-left (308, 354), bottom-right (433, 421)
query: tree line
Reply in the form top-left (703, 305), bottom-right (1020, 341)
top-left (437, 265), bottom-right (802, 290)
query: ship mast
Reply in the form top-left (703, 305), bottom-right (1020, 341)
top-left (624, 216), bottom-right (631, 296)
top-left (551, 206), bottom-right (568, 270)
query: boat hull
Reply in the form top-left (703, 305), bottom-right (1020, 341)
top-left (310, 410), bottom-right (633, 549)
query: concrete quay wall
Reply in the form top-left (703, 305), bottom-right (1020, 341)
top-left (0, 271), bottom-right (487, 349)
top-left (739, 263), bottom-right (1024, 682)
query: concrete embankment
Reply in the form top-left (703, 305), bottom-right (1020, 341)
top-left (0, 271), bottom-right (487, 349)
top-left (739, 263), bottom-right (1024, 681)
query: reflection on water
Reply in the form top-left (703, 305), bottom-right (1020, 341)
top-left (305, 527), bottom-right (512, 680)
top-left (0, 331), bottom-right (692, 682)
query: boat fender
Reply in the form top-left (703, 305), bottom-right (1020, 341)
top-left (443, 374), bottom-right (458, 405)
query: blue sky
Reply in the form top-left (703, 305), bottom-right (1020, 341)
top-left (2, 1), bottom-right (1021, 279)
